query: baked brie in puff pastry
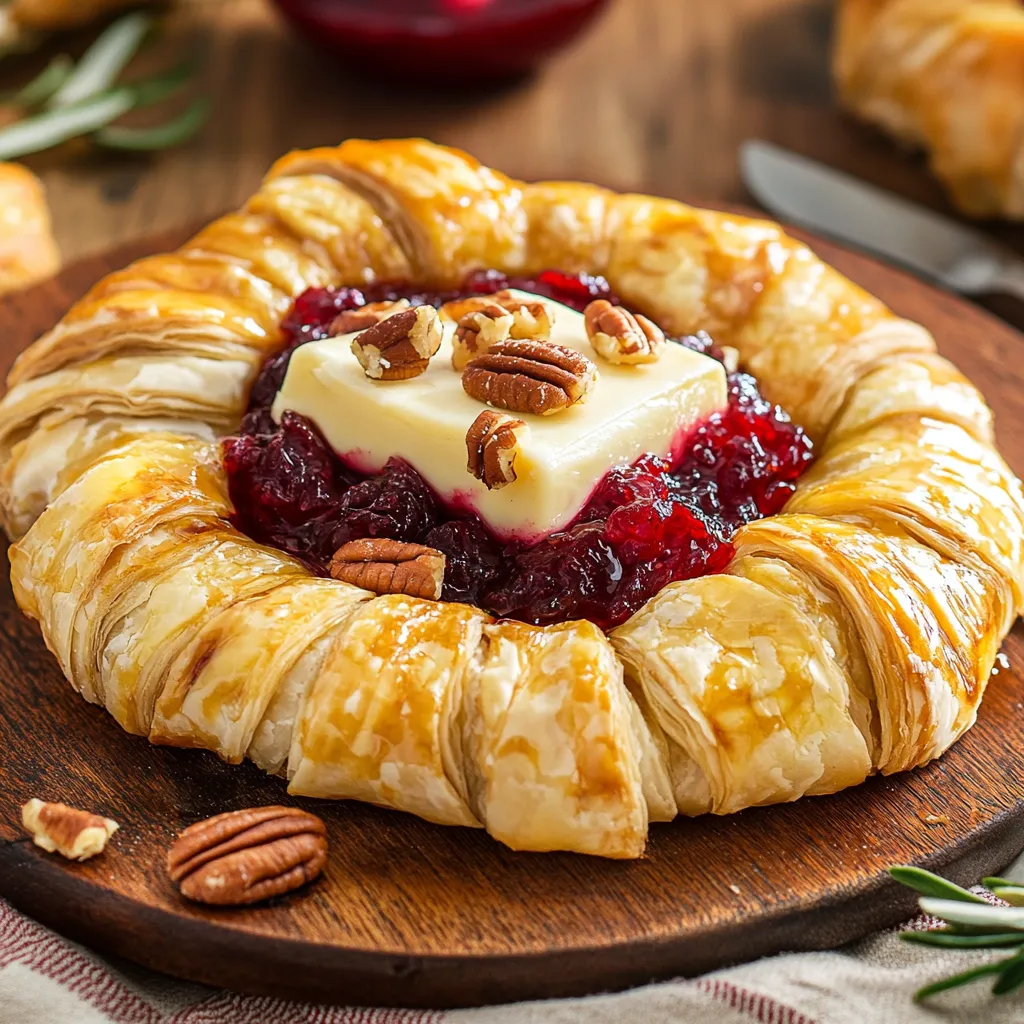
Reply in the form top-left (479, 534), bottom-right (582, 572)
top-left (2, 139), bottom-right (1021, 860)
top-left (834, 0), bottom-right (1024, 219)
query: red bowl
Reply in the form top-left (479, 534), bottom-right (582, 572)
top-left (270, 0), bottom-right (611, 85)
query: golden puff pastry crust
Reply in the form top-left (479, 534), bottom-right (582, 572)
top-left (0, 163), bottom-right (59, 295)
top-left (834, 0), bottom-right (1024, 219)
top-left (1, 138), bottom-right (1021, 859)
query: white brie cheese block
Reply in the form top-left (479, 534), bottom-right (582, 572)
top-left (272, 291), bottom-right (727, 540)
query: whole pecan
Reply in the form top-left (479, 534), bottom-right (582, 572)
top-left (330, 538), bottom-right (446, 599)
top-left (167, 806), bottom-right (327, 906)
top-left (331, 298), bottom-right (410, 336)
top-left (351, 305), bottom-right (442, 381)
top-left (451, 303), bottom-right (514, 371)
top-left (462, 339), bottom-right (598, 416)
top-left (467, 410), bottom-right (527, 490)
top-left (583, 299), bottom-right (665, 365)
top-left (21, 798), bottom-right (118, 862)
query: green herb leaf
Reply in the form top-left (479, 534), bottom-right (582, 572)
top-left (94, 97), bottom-right (209, 151)
top-left (13, 54), bottom-right (73, 109)
top-left (49, 11), bottom-right (152, 108)
top-left (0, 87), bottom-right (132, 160)
top-left (901, 931), bottom-right (1024, 949)
top-left (992, 952), bottom-right (1024, 995)
top-left (915, 960), bottom-right (1007, 1002)
top-left (983, 877), bottom-right (1018, 889)
top-left (889, 866), bottom-right (988, 904)
top-left (918, 898), bottom-right (1024, 932)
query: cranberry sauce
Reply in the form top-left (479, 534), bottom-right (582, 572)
top-left (223, 271), bottom-right (813, 631)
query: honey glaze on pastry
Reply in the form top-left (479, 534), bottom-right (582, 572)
top-left (2, 138), bottom-right (1021, 859)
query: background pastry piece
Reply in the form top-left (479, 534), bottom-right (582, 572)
top-left (834, 0), bottom-right (1024, 219)
top-left (612, 574), bottom-right (872, 816)
top-left (0, 163), bottom-right (59, 295)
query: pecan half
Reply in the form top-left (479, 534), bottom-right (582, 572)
top-left (21, 799), bottom-right (118, 861)
top-left (583, 299), bottom-right (665, 365)
top-left (462, 339), bottom-right (598, 415)
top-left (490, 290), bottom-right (553, 340)
top-left (451, 303), bottom-right (514, 371)
top-left (167, 806), bottom-right (327, 906)
top-left (441, 292), bottom-right (552, 345)
top-left (330, 538), bottom-right (446, 599)
top-left (351, 305), bottom-right (442, 381)
top-left (467, 410), bottom-right (527, 490)
top-left (331, 298), bottom-right (410, 336)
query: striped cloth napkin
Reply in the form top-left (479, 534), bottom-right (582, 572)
top-left (4, 855), bottom-right (1024, 1024)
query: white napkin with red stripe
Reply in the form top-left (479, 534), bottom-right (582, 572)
top-left (4, 855), bottom-right (1024, 1024)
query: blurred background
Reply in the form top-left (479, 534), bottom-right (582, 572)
top-left (0, 0), bottom-right (1021, 273)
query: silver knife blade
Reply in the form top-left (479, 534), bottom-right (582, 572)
top-left (740, 140), bottom-right (1022, 296)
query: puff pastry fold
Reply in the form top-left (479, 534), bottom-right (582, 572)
top-left (1, 138), bottom-right (1020, 859)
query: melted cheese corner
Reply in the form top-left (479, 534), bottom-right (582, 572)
top-left (272, 292), bottom-right (727, 540)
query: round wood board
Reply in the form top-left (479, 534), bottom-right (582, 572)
top-left (1, 220), bottom-right (1024, 1009)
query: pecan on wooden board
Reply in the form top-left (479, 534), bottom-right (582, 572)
top-left (330, 538), bottom-right (446, 600)
top-left (21, 798), bottom-right (118, 861)
top-left (462, 339), bottom-right (598, 415)
top-left (167, 806), bottom-right (327, 906)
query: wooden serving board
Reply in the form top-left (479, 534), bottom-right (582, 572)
top-left (2, 224), bottom-right (1024, 1009)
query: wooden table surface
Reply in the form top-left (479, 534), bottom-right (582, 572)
top-left (2, 0), bottom-right (1023, 272)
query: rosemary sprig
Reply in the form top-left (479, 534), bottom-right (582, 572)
top-left (891, 865), bottom-right (1024, 1002)
top-left (47, 12), bottom-right (152, 108)
top-left (0, 11), bottom-right (207, 159)
top-left (12, 54), bottom-right (73, 108)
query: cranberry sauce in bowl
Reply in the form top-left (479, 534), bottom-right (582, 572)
top-left (223, 271), bottom-right (813, 631)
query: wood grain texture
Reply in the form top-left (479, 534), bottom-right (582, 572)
top-left (1, 0), bottom-right (1021, 273)
top-left (0, 225), bottom-right (1023, 1007)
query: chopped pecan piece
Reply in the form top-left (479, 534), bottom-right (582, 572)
top-left (167, 806), bottom-right (327, 906)
top-left (462, 339), bottom-right (598, 416)
top-left (330, 538), bottom-right (446, 599)
top-left (583, 299), bottom-right (665, 365)
top-left (21, 798), bottom-right (118, 861)
top-left (331, 298), bottom-right (410, 336)
top-left (451, 303), bottom-right (514, 371)
top-left (490, 290), bottom-right (553, 339)
top-left (467, 410), bottom-right (527, 490)
top-left (351, 305), bottom-right (442, 381)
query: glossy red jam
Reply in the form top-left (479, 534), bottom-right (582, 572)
top-left (224, 272), bottom-right (813, 630)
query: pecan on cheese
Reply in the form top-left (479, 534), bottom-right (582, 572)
top-left (351, 305), bottom-right (442, 381)
top-left (466, 410), bottom-right (527, 490)
top-left (583, 299), bottom-right (665, 365)
top-left (331, 298), bottom-right (410, 336)
top-left (461, 339), bottom-right (598, 416)
top-left (451, 303), bottom-right (514, 371)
